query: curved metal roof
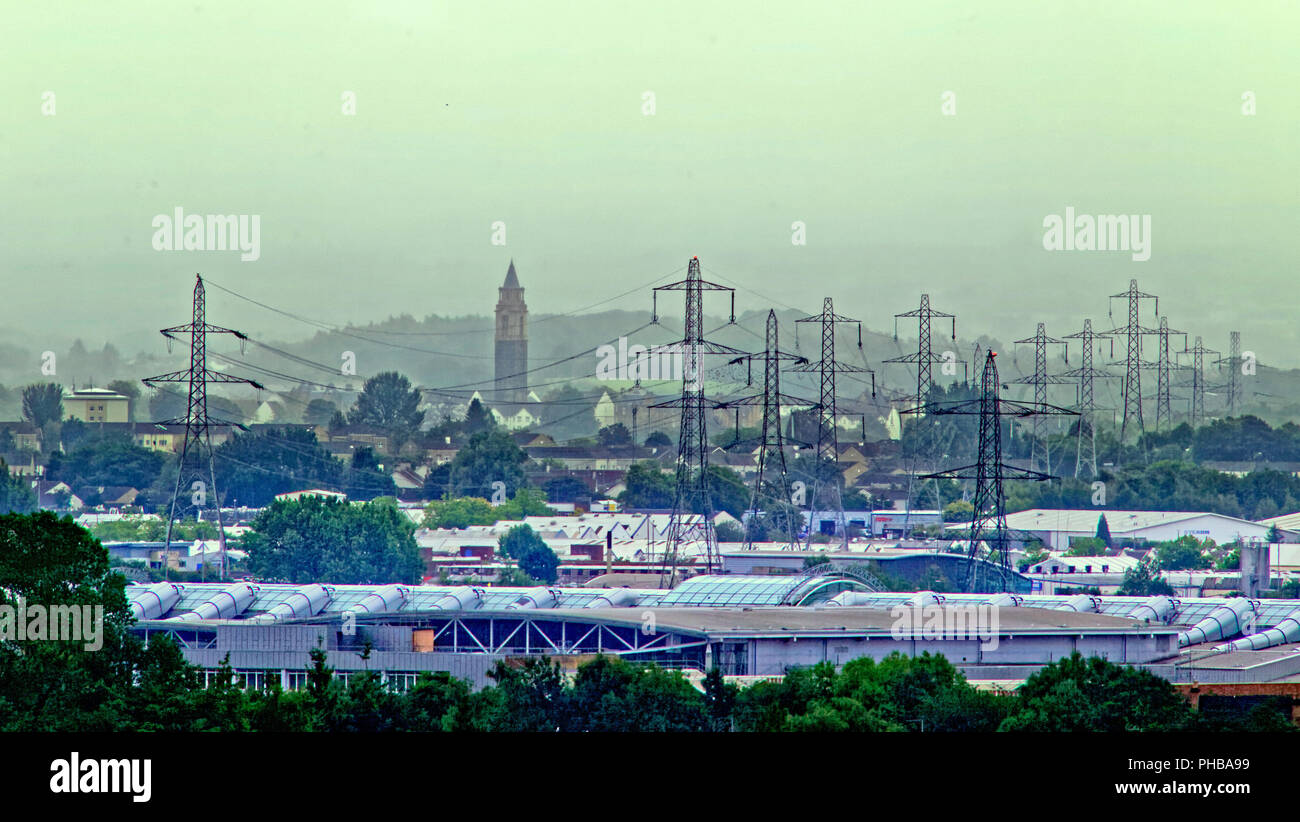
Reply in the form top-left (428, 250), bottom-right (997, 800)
top-left (654, 573), bottom-right (872, 607)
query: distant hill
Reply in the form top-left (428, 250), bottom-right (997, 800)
top-left (4, 307), bottom-right (1300, 430)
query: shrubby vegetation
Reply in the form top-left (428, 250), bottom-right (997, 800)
top-left (421, 488), bottom-right (551, 529)
top-left (90, 517), bottom-right (218, 543)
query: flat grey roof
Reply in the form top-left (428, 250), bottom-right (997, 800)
top-left (520, 605), bottom-right (1173, 638)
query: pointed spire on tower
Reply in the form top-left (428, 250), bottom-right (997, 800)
top-left (503, 259), bottom-right (519, 288)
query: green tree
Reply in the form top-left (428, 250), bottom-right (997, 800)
top-left (345, 446), bottom-right (397, 501)
top-left (1116, 557), bottom-right (1176, 597)
top-left (1018, 545), bottom-right (1049, 571)
top-left (479, 658), bottom-right (570, 731)
top-left (618, 461), bottom-right (675, 509)
top-left (597, 423), bottom-right (633, 447)
top-left (0, 459), bottom-right (37, 514)
top-left (1000, 652), bottom-right (1196, 731)
top-left (399, 671), bottom-right (477, 731)
top-left (21, 382), bottom-right (64, 429)
top-left (496, 487), bottom-right (551, 519)
top-left (107, 379), bottom-right (141, 421)
top-left (543, 476), bottom-right (589, 504)
top-left (52, 431), bottom-right (165, 492)
top-left (1096, 514), bottom-right (1113, 549)
top-left (1154, 535), bottom-right (1213, 570)
top-left (702, 667), bottom-right (739, 732)
top-left (943, 500), bottom-right (975, 522)
top-left (60, 418), bottom-right (88, 451)
top-left (498, 523), bottom-right (559, 584)
top-left (463, 398), bottom-right (494, 434)
top-left (244, 495), bottom-right (422, 584)
top-left (349, 371), bottom-right (426, 451)
top-left (568, 656), bottom-right (707, 732)
top-left (149, 388), bottom-right (186, 422)
top-left (644, 431), bottom-right (672, 448)
top-left (715, 520), bottom-right (745, 542)
top-left (422, 496), bottom-right (497, 529)
top-left (448, 429), bottom-right (528, 498)
top-left (421, 462), bottom-right (452, 501)
top-left (702, 464), bottom-right (750, 519)
top-left (213, 428), bottom-right (344, 507)
top-left (1066, 537), bottom-right (1106, 556)
top-left (0, 511), bottom-right (135, 731)
top-left (129, 633), bottom-right (204, 731)
top-left (304, 399), bottom-right (338, 427)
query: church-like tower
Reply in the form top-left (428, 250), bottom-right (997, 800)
top-left (494, 260), bottom-right (528, 404)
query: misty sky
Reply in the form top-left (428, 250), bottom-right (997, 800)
top-left (1, 2), bottom-right (1296, 365)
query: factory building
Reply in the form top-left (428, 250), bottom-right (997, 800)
top-left (126, 573), bottom-right (1300, 690)
top-left (993, 509), bottom-right (1296, 550)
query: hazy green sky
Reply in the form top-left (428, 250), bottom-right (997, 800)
top-left (2, 2), bottom-right (1296, 364)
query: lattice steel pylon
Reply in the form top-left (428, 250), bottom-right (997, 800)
top-left (143, 274), bottom-right (263, 579)
top-left (1139, 316), bottom-right (1187, 431)
top-left (1061, 319), bottom-right (1117, 478)
top-left (1215, 331), bottom-right (1242, 417)
top-left (1011, 323), bottom-right (1070, 473)
top-left (1105, 279), bottom-right (1160, 443)
top-left (793, 297), bottom-right (874, 549)
top-left (1179, 336), bottom-right (1219, 428)
top-left (718, 310), bottom-right (811, 549)
top-left (648, 257), bottom-right (745, 584)
top-left (912, 351), bottom-right (1078, 592)
top-left (886, 293), bottom-right (956, 408)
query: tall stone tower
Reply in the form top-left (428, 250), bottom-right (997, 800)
top-left (494, 260), bottom-right (529, 404)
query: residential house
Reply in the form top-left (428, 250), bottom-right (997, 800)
top-left (31, 479), bottom-right (82, 510)
top-left (63, 387), bottom-right (130, 423)
top-left (0, 422), bottom-right (44, 452)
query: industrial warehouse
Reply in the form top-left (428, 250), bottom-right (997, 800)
top-left (127, 573), bottom-right (1300, 690)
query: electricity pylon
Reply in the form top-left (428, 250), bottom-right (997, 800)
top-left (1179, 336), bottom-right (1219, 428)
top-left (1105, 279), bottom-right (1159, 443)
top-left (1214, 331), bottom-right (1243, 416)
top-left (912, 351), bottom-right (1078, 592)
top-left (793, 297), bottom-right (874, 548)
top-left (648, 257), bottom-right (745, 584)
top-left (886, 293), bottom-right (956, 408)
top-left (1061, 319), bottom-right (1116, 478)
top-left (718, 310), bottom-right (811, 549)
top-left (1010, 323), bottom-right (1070, 473)
top-left (1140, 316), bottom-right (1186, 431)
top-left (143, 274), bottom-right (263, 580)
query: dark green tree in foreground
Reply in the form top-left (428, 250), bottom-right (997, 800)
top-left (0, 511), bottom-right (134, 731)
top-left (1000, 652), bottom-right (1196, 731)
